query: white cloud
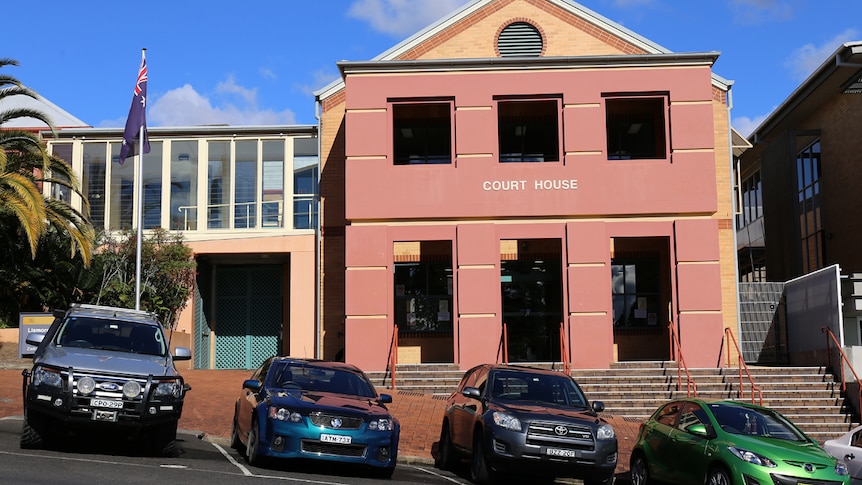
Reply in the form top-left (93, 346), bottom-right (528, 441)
top-left (348, 0), bottom-right (467, 37)
top-left (146, 83), bottom-right (297, 127)
top-left (297, 69), bottom-right (341, 97)
top-left (729, 0), bottom-right (798, 24)
top-left (732, 111), bottom-right (772, 138)
top-left (785, 28), bottom-right (860, 81)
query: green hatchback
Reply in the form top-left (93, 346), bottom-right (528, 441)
top-left (630, 398), bottom-right (850, 485)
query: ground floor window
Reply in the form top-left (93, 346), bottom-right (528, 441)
top-left (612, 258), bottom-right (661, 328)
top-left (393, 241), bottom-right (453, 333)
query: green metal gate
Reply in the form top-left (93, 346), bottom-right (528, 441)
top-left (193, 282), bottom-right (210, 369)
top-left (215, 265), bottom-right (283, 369)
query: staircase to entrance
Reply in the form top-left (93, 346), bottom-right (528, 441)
top-left (366, 361), bottom-right (858, 442)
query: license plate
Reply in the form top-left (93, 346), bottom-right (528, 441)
top-left (320, 434), bottom-right (351, 444)
top-left (91, 398), bottom-right (123, 409)
top-left (546, 447), bottom-right (577, 458)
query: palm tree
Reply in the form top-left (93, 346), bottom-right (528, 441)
top-left (0, 57), bottom-right (94, 265)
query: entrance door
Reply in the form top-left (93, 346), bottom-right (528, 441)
top-left (611, 237), bottom-right (671, 361)
top-left (500, 239), bottom-right (562, 363)
top-left (214, 265), bottom-right (283, 369)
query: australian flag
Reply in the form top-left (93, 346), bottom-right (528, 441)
top-left (119, 50), bottom-right (150, 163)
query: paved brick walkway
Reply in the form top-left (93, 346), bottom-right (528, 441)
top-left (0, 349), bottom-right (638, 480)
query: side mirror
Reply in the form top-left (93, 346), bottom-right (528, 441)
top-left (592, 401), bottom-right (605, 413)
top-left (25, 333), bottom-right (46, 346)
top-left (378, 393), bottom-right (393, 404)
top-left (172, 346), bottom-right (192, 361)
top-left (688, 424), bottom-right (711, 438)
top-left (462, 387), bottom-right (481, 399)
top-left (242, 379), bottom-right (262, 392)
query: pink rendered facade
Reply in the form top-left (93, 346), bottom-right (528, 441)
top-left (338, 56), bottom-right (735, 372)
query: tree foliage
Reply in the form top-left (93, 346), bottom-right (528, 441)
top-left (87, 229), bottom-right (197, 329)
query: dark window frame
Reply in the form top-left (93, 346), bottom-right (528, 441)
top-left (604, 93), bottom-right (669, 161)
top-left (391, 99), bottom-right (454, 166)
top-left (496, 96), bottom-right (562, 163)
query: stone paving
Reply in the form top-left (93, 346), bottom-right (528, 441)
top-left (0, 342), bottom-right (638, 480)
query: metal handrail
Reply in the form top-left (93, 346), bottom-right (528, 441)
top-left (723, 328), bottom-right (763, 405)
top-left (822, 326), bottom-right (862, 420)
top-left (559, 322), bottom-right (571, 375)
top-left (668, 321), bottom-right (697, 397)
top-left (386, 324), bottom-right (398, 390)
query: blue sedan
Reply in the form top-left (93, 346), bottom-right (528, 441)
top-left (231, 357), bottom-right (400, 478)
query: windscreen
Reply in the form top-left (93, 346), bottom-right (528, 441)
top-left (270, 363), bottom-right (377, 398)
top-left (57, 317), bottom-right (166, 356)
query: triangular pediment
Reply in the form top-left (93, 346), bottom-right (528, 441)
top-left (317, 0), bottom-right (730, 101)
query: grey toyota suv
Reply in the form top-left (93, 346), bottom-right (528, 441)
top-left (22, 303), bottom-right (192, 455)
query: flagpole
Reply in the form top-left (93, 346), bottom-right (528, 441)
top-left (135, 122), bottom-right (143, 310)
top-left (134, 47), bottom-right (147, 311)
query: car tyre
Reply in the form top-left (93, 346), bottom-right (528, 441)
top-left (371, 466), bottom-right (396, 479)
top-left (470, 431), bottom-right (496, 485)
top-left (707, 466), bottom-right (732, 485)
top-left (151, 422), bottom-right (178, 457)
top-left (585, 474), bottom-right (615, 485)
top-left (230, 415), bottom-right (245, 451)
top-left (246, 418), bottom-right (263, 466)
top-left (436, 423), bottom-right (456, 470)
top-left (630, 452), bottom-right (651, 485)
top-left (20, 412), bottom-right (45, 449)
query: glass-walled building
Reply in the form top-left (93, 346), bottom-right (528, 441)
top-left (45, 125), bottom-right (319, 369)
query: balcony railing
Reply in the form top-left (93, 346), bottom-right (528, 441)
top-left (176, 195), bottom-right (317, 231)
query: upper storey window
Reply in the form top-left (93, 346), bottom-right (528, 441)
top-left (393, 101), bottom-right (452, 165)
top-left (605, 95), bottom-right (668, 160)
top-left (497, 98), bottom-right (560, 163)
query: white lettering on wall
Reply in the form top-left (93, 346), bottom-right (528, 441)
top-left (535, 179), bottom-right (578, 190)
top-left (482, 179), bottom-right (578, 191)
top-left (482, 180), bottom-right (527, 191)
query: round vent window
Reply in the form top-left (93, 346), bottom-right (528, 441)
top-left (497, 22), bottom-right (543, 57)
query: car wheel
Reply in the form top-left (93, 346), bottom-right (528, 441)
top-left (707, 466), bottom-right (732, 485)
top-left (230, 416), bottom-right (245, 451)
top-left (371, 466), bottom-right (396, 479)
top-left (584, 474), bottom-right (615, 485)
top-left (20, 412), bottom-right (45, 449)
top-left (436, 423), bottom-right (456, 470)
top-left (470, 431), bottom-right (496, 485)
top-left (246, 418), bottom-right (263, 466)
top-left (630, 452), bottom-right (651, 485)
top-left (151, 422), bottom-right (178, 457)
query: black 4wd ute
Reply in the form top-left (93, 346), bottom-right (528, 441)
top-left (22, 304), bottom-right (192, 455)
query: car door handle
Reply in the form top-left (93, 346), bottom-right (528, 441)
top-left (846, 453), bottom-right (855, 461)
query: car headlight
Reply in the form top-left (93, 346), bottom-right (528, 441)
top-left (77, 376), bottom-right (96, 396)
top-left (369, 418), bottom-right (394, 431)
top-left (33, 366), bottom-right (63, 389)
top-left (154, 381), bottom-right (182, 398)
top-left (596, 424), bottom-right (615, 440)
top-left (123, 380), bottom-right (142, 399)
top-left (269, 407), bottom-right (302, 422)
top-left (835, 460), bottom-right (849, 476)
top-left (492, 412), bottom-right (521, 431)
top-left (728, 446), bottom-right (777, 467)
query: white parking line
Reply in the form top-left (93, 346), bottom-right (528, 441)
top-left (408, 464), bottom-right (471, 484)
top-left (210, 442), bottom-right (351, 484)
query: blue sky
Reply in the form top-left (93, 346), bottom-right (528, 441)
top-left (5, 0), bottom-right (859, 137)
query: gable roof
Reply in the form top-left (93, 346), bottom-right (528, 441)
top-left (316, 0), bottom-right (732, 101)
top-left (748, 41), bottom-right (862, 145)
top-left (0, 88), bottom-right (89, 130)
